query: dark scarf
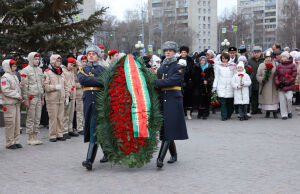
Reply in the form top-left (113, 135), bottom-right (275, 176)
top-left (49, 65), bottom-right (62, 75)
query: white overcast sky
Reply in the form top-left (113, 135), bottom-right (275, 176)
top-left (97, 0), bottom-right (237, 20)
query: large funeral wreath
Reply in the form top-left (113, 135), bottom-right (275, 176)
top-left (95, 54), bottom-right (162, 168)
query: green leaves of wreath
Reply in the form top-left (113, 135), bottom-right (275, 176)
top-left (95, 55), bottom-right (163, 168)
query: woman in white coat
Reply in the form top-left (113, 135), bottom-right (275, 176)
top-left (231, 62), bottom-right (252, 121)
top-left (212, 53), bottom-right (237, 121)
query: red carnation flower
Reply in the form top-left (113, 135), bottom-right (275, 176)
top-left (28, 94), bottom-right (34, 101)
top-left (3, 106), bottom-right (7, 112)
top-left (297, 85), bottom-right (299, 90)
top-left (285, 74), bottom-right (293, 79)
top-left (22, 64), bottom-right (28, 69)
top-left (246, 66), bottom-right (254, 73)
top-left (238, 74), bottom-right (244, 77)
top-left (57, 69), bottom-right (61, 74)
top-left (201, 72), bottom-right (206, 76)
top-left (208, 60), bottom-right (214, 64)
top-left (265, 63), bottom-right (274, 69)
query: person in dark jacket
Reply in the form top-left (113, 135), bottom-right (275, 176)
top-left (248, 46), bottom-right (265, 114)
top-left (156, 41), bottom-right (188, 169)
top-left (274, 51), bottom-right (297, 120)
top-left (178, 46), bottom-right (194, 119)
top-left (78, 45), bottom-right (106, 171)
top-left (188, 56), bottom-right (214, 119)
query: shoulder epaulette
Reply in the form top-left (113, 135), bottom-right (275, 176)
top-left (78, 67), bottom-right (94, 77)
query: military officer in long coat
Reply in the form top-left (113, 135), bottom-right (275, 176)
top-left (156, 41), bottom-right (189, 168)
top-left (78, 45), bottom-right (107, 171)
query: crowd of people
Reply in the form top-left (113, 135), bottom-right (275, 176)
top-left (0, 46), bottom-right (121, 150)
top-left (142, 43), bottom-right (300, 122)
top-left (0, 42), bottom-right (300, 154)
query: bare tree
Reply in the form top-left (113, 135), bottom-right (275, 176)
top-left (277, 0), bottom-right (299, 49)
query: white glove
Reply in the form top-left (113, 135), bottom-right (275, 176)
top-left (65, 98), bottom-right (69, 105)
top-left (56, 85), bottom-right (62, 90)
top-left (212, 87), bottom-right (217, 93)
top-left (178, 59), bottom-right (187, 66)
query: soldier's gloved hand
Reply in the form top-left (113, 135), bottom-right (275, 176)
top-left (65, 98), bottom-right (69, 105)
top-left (212, 87), bottom-right (217, 93)
top-left (56, 84), bottom-right (62, 90)
top-left (24, 99), bottom-right (30, 109)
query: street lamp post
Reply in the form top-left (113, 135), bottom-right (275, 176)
top-left (135, 41), bottom-right (144, 56)
top-left (221, 39), bottom-right (230, 50)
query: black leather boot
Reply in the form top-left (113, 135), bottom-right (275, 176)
top-left (167, 140), bottom-right (177, 164)
top-left (99, 144), bottom-right (108, 163)
top-left (157, 141), bottom-right (170, 168)
top-left (100, 153), bottom-right (108, 163)
top-left (82, 143), bottom-right (98, 171)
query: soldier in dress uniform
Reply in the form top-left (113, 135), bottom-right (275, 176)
top-left (78, 45), bottom-right (107, 171)
top-left (229, 47), bottom-right (239, 64)
top-left (156, 41), bottom-right (189, 168)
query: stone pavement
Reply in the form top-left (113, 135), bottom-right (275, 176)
top-left (1, 111), bottom-right (300, 194)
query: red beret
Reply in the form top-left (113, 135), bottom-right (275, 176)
top-left (108, 50), bottom-right (118, 56)
top-left (81, 55), bottom-right (87, 60)
top-left (34, 53), bottom-right (40, 57)
top-left (10, 60), bottom-right (17, 65)
top-left (98, 46), bottom-right (104, 49)
top-left (67, 57), bottom-right (76, 64)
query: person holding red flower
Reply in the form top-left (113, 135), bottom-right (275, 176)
top-left (231, 62), bottom-right (252, 121)
top-left (44, 54), bottom-right (69, 141)
top-left (20, 52), bottom-right (44, 145)
top-left (256, 51), bottom-right (279, 119)
top-left (62, 57), bottom-right (79, 138)
top-left (274, 51), bottom-right (297, 120)
top-left (1, 59), bottom-right (23, 149)
top-left (186, 56), bottom-right (214, 119)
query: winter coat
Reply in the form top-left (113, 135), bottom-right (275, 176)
top-left (274, 57), bottom-right (297, 91)
top-left (62, 65), bottom-right (76, 100)
top-left (188, 63), bottom-right (214, 107)
top-left (231, 72), bottom-right (252, 105)
top-left (213, 62), bottom-right (236, 98)
top-left (44, 55), bottom-right (68, 104)
top-left (256, 62), bottom-right (279, 105)
top-left (20, 52), bottom-right (45, 100)
top-left (156, 58), bottom-right (188, 141)
top-left (296, 63), bottom-right (300, 86)
top-left (180, 55), bottom-right (195, 108)
top-left (248, 55), bottom-right (265, 91)
top-left (74, 69), bottom-right (83, 99)
top-left (0, 60), bottom-right (22, 105)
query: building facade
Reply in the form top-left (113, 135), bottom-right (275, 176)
top-left (148, 0), bottom-right (218, 53)
top-left (237, 0), bottom-right (284, 49)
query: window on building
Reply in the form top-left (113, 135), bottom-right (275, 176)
top-left (203, 39), bottom-right (206, 44)
top-left (208, 9), bottom-right (211, 14)
top-left (203, 24), bottom-right (206, 29)
top-left (208, 24), bottom-right (210, 29)
top-left (208, 16), bottom-right (211, 22)
top-left (203, 9), bottom-right (206, 14)
top-left (198, 8), bottom-right (201, 14)
top-left (208, 1), bottom-right (210, 6)
top-left (203, 16), bottom-right (206, 21)
top-left (203, 1), bottom-right (206, 6)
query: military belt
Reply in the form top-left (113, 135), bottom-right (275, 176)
top-left (161, 86), bottom-right (182, 91)
top-left (83, 87), bottom-right (101, 91)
